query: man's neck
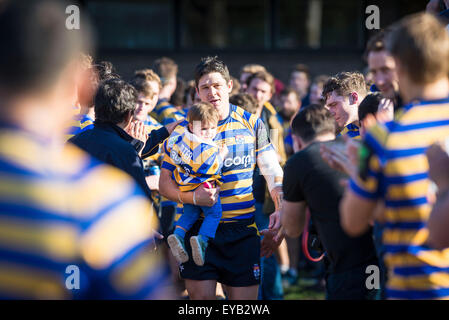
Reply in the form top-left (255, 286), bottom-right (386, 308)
top-left (79, 104), bottom-right (95, 119)
top-left (301, 133), bottom-right (336, 149)
top-left (402, 77), bottom-right (449, 104)
top-left (219, 102), bottom-right (230, 120)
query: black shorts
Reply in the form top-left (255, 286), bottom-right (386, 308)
top-left (179, 217), bottom-right (261, 287)
top-left (159, 204), bottom-right (177, 239)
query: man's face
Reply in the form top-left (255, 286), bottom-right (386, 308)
top-left (134, 93), bottom-right (155, 121)
top-left (368, 50), bottom-right (398, 99)
top-left (289, 71), bottom-right (310, 96)
top-left (309, 83), bottom-right (324, 105)
top-left (325, 91), bottom-right (357, 128)
top-left (247, 78), bottom-right (273, 109)
top-left (240, 72), bottom-right (251, 91)
top-left (281, 92), bottom-right (300, 119)
top-left (197, 72), bottom-right (232, 116)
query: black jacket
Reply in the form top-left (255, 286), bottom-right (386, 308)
top-left (68, 121), bottom-right (168, 199)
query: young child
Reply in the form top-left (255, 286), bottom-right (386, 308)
top-left (166, 102), bottom-right (228, 266)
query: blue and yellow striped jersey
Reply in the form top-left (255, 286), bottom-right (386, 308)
top-left (350, 97), bottom-right (449, 299)
top-left (143, 115), bottom-right (164, 163)
top-left (65, 114), bottom-right (94, 141)
top-left (0, 127), bottom-right (171, 299)
top-left (150, 99), bottom-right (185, 126)
top-left (162, 104), bottom-right (274, 221)
top-left (163, 127), bottom-right (222, 192)
top-left (338, 123), bottom-right (361, 140)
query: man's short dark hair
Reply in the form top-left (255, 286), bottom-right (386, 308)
top-left (194, 56), bottom-right (231, 88)
top-left (94, 79), bottom-right (137, 124)
top-left (0, 0), bottom-right (91, 96)
top-left (358, 92), bottom-right (382, 122)
top-left (363, 30), bottom-right (388, 61)
top-left (291, 104), bottom-right (336, 143)
top-left (229, 92), bottom-right (258, 114)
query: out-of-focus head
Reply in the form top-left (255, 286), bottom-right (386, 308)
top-left (239, 64), bottom-right (266, 91)
top-left (385, 12), bottom-right (449, 102)
top-left (131, 77), bottom-right (157, 121)
top-left (357, 92), bottom-right (383, 137)
top-left (152, 57), bottom-right (178, 97)
top-left (365, 30), bottom-right (398, 99)
top-left (94, 79), bottom-right (137, 125)
top-left (170, 77), bottom-right (186, 108)
top-left (229, 92), bottom-right (258, 114)
top-left (0, 0), bottom-right (92, 130)
top-left (279, 87), bottom-right (301, 119)
top-left (187, 101), bottom-right (220, 141)
top-left (309, 75), bottom-right (329, 105)
top-left (289, 64), bottom-right (311, 98)
top-left (247, 71), bottom-right (275, 109)
top-left (291, 104), bottom-right (335, 150)
top-left (133, 68), bottom-right (162, 99)
top-left (194, 56), bottom-right (233, 117)
top-left (185, 80), bottom-right (201, 110)
top-left (322, 72), bottom-right (367, 130)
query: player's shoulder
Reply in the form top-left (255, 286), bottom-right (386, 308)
top-left (230, 104), bottom-right (259, 130)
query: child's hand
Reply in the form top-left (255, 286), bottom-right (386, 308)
top-left (219, 145), bottom-right (229, 159)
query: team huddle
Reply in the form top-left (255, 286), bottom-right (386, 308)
top-left (1, 0), bottom-right (449, 300)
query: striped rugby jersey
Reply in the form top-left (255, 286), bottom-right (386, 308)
top-left (164, 127), bottom-right (222, 192)
top-left (143, 115), bottom-right (164, 163)
top-left (350, 97), bottom-right (449, 299)
top-left (0, 127), bottom-right (170, 299)
top-left (150, 99), bottom-right (185, 126)
top-left (162, 104), bottom-right (274, 221)
top-left (65, 114), bottom-right (94, 141)
top-left (338, 122), bottom-right (361, 140)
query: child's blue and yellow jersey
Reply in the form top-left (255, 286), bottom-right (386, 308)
top-left (65, 113), bottom-right (94, 141)
top-left (349, 96), bottom-right (449, 299)
top-left (150, 99), bottom-right (185, 125)
top-left (338, 122), bottom-right (361, 140)
top-left (163, 127), bottom-right (223, 192)
top-left (0, 126), bottom-right (171, 299)
top-left (162, 104), bottom-right (274, 221)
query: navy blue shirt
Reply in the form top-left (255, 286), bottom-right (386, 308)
top-left (69, 121), bottom-right (168, 199)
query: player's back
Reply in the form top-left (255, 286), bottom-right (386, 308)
top-left (0, 128), bottom-right (170, 299)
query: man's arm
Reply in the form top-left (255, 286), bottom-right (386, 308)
top-left (340, 187), bottom-right (377, 237)
top-left (158, 168), bottom-right (218, 207)
top-left (427, 191), bottom-right (449, 249)
top-left (282, 200), bottom-right (307, 238)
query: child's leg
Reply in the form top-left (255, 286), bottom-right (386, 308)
top-left (197, 198), bottom-right (222, 240)
top-left (174, 204), bottom-right (201, 238)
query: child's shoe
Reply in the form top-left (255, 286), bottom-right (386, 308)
top-left (167, 234), bottom-right (189, 264)
top-left (190, 235), bottom-right (208, 266)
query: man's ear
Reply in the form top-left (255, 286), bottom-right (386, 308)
top-left (292, 134), bottom-right (303, 153)
top-left (349, 92), bottom-right (359, 105)
top-left (227, 79), bottom-right (233, 93)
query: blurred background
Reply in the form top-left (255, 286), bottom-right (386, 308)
top-left (77, 0), bottom-right (429, 82)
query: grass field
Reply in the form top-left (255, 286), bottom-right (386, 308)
top-left (283, 270), bottom-right (326, 300)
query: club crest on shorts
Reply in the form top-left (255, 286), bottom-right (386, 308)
top-left (253, 264), bottom-right (260, 280)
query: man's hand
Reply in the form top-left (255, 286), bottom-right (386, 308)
top-left (260, 228), bottom-right (285, 258)
top-left (165, 119), bottom-right (183, 135)
top-left (268, 210), bottom-right (281, 230)
top-left (193, 183), bottom-right (220, 207)
top-left (127, 120), bottom-right (147, 142)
